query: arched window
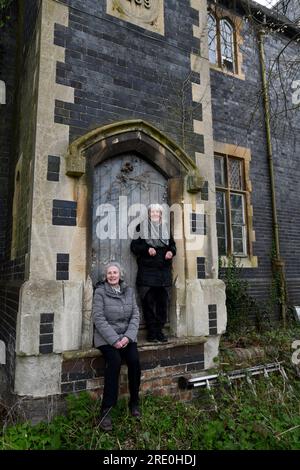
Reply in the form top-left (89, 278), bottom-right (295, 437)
top-left (208, 14), bottom-right (217, 65)
top-left (207, 13), bottom-right (237, 74)
top-left (220, 19), bottom-right (235, 73)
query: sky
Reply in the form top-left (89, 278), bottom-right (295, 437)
top-left (254, 0), bottom-right (278, 7)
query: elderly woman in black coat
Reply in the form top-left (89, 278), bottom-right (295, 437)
top-left (93, 262), bottom-right (141, 432)
top-left (130, 204), bottom-right (176, 343)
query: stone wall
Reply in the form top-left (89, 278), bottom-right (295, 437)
top-left (54, 0), bottom-right (204, 159)
top-left (61, 340), bottom-right (205, 399)
top-left (276, 0), bottom-right (300, 21)
top-left (0, 5), bottom-right (17, 262)
top-left (0, 4), bottom-right (19, 389)
top-left (11, 1), bottom-right (227, 405)
top-left (0, 1), bottom-right (41, 388)
top-left (210, 5), bottom-right (300, 313)
top-left (0, 282), bottom-right (22, 389)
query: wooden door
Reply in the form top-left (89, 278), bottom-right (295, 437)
top-left (92, 152), bottom-right (168, 292)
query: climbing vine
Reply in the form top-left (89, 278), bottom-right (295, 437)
top-left (220, 256), bottom-right (261, 335)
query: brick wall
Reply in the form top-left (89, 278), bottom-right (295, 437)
top-left (54, 0), bottom-right (203, 159)
top-left (0, 2), bottom-right (41, 387)
top-left (14, 342), bottom-right (204, 423)
top-left (0, 282), bottom-right (22, 387)
top-left (61, 343), bottom-right (205, 401)
top-left (0, 4), bottom-right (19, 389)
top-left (276, 0), bottom-right (300, 21)
top-left (0, 6), bottom-right (17, 262)
top-left (211, 12), bottom-right (300, 311)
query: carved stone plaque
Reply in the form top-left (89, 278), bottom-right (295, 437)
top-left (107, 0), bottom-right (164, 35)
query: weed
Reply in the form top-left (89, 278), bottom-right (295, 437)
top-left (1, 365), bottom-right (300, 450)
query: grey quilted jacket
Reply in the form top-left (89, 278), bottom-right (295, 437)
top-left (93, 282), bottom-right (140, 347)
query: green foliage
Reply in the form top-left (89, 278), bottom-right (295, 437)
top-left (220, 256), bottom-right (259, 335)
top-left (1, 365), bottom-right (300, 450)
top-left (221, 324), bottom-right (300, 364)
top-left (0, 0), bottom-right (12, 28)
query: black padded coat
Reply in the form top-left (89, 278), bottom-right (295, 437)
top-left (130, 225), bottom-right (176, 287)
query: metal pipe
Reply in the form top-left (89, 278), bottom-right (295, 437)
top-left (257, 29), bottom-right (287, 328)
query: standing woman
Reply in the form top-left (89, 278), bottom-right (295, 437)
top-left (93, 262), bottom-right (141, 432)
top-left (131, 204), bottom-right (176, 343)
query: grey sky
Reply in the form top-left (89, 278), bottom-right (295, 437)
top-left (253, 0), bottom-right (278, 7)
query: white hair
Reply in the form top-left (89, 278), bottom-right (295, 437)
top-left (148, 203), bottom-right (163, 214)
top-left (101, 261), bottom-right (125, 281)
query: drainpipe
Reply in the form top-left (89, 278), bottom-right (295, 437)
top-left (257, 29), bottom-right (287, 328)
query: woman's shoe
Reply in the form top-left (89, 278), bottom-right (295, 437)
top-left (99, 408), bottom-right (112, 431)
top-left (130, 405), bottom-right (141, 418)
top-left (147, 332), bottom-right (158, 342)
top-left (156, 331), bottom-right (168, 342)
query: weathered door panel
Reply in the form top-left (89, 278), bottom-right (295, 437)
top-left (92, 152), bottom-right (168, 326)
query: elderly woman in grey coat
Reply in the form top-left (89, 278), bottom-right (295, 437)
top-left (93, 262), bottom-right (141, 432)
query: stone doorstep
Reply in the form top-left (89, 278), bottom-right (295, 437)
top-left (62, 335), bottom-right (207, 361)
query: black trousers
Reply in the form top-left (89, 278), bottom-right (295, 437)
top-left (99, 342), bottom-right (141, 410)
top-left (141, 286), bottom-right (169, 335)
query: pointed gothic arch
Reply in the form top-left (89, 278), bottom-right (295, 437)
top-left (66, 120), bottom-right (205, 346)
top-left (66, 120), bottom-right (203, 191)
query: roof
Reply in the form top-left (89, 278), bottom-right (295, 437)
top-left (209, 0), bottom-right (300, 37)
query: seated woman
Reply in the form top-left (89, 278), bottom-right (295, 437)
top-left (130, 204), bottom-right (176, 343)
top-left (92, 262), bottom-right (141, 432)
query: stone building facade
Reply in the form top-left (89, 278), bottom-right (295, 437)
top-left (0, 0), bottom-right (299, 420)
top-left (209, 0), bottom-right (300, 317)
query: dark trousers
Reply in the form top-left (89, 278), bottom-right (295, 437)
top-left (141, 287), bottom-right (169, 335)
top-left (99, 342), bottom-right (141, 411)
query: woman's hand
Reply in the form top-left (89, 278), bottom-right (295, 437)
top-left (165, 251), bottom-right (173, 260)
top-left (148, 247), bottom-right (157, 256)
top-left (114, 337), bottom-right (129, 349)
top-left (120, 337), bottom-right (129, 348)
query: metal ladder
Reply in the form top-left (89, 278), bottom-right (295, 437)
top-left (178, 362), bottom-right (289, 391)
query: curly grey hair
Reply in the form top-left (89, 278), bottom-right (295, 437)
top-left (101, 261), bottom-right (125, 282)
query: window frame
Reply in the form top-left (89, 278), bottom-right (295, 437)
top-left (219, 18), bottom-right (237, 74)
top-left (208, 13), bottom-right (238, 75)
top-left (208, 13), bottom-right (218, 65)
top-left (214, 153), bottom-right (250, 258)
top-left (207, 5), bottom-right (245, 80)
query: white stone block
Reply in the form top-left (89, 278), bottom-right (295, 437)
top-left (15, 355), bottom-right (61, 397)
top-left (56, 281), bottom-right (83, 352)
top-left (16, 280), bottom-right (83, 355)
top-left (204, 336), bottom-right (220, 369)
top-left (185, 279), bottom-right (227, 337)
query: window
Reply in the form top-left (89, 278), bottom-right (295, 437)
top-left (208, 14), bottom-right (217, 65)
top-left (208, 13), bottom-right (237, 74)
top-left (220, 19), bottom-right (235, 73)
top-left (214, 153), bottom-right (248, 256)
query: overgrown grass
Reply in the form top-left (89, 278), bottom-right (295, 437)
top-left (221, 324), bottom-right (300, 359)
top-left (1, 367), bottom-right (300, 450)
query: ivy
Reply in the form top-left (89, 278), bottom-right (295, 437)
top-left (219, 256), bottom-right (266, 336)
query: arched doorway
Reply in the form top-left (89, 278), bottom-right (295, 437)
top-left (66, 120), bottom-right (204, 344)
top-left (92, 152), bottom-right (168, 288)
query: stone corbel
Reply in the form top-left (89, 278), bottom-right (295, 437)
top-left (186, 171), bottom-right (205, 193)
top-left (66, 143), bottom-right (85, 177)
